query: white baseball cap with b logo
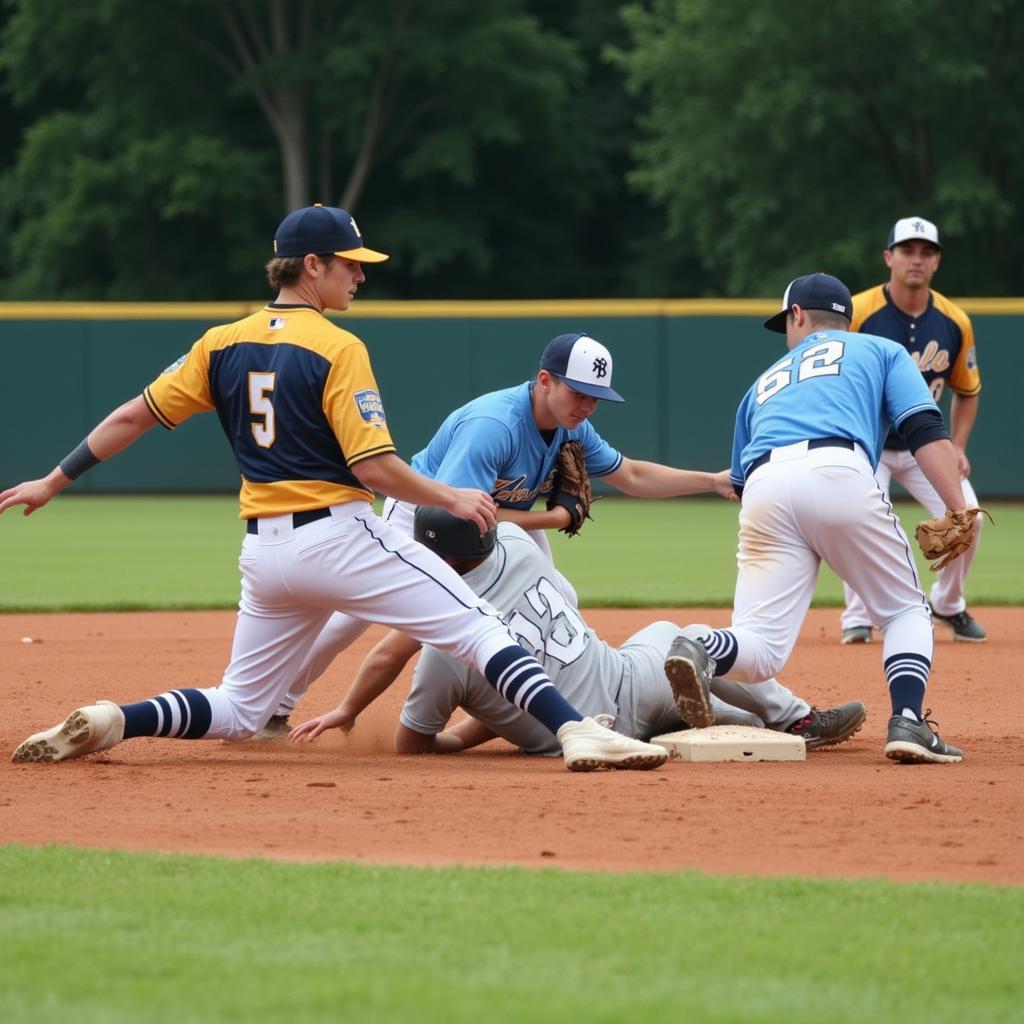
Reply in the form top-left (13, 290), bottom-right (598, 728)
top-left (888, 216), bottom-right (941, 250)
top-left (539, 332), bottom-right (625, 403)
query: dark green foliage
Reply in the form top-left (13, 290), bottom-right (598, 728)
top-left (0, 0), bottom-right (1022, 299)
top-left (615, 0), bottom-right (1024, 295)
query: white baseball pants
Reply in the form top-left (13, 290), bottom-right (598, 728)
top-left (200, 502), bottom-right (516, 739)
top-left (726, 442), bottom-right (932, 683)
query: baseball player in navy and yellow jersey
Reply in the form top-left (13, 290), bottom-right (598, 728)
top-left (144, 301), bottom-right (396, 518)
top-left (680, 273), bottom-right (969, 764)
top-left (840, 217), bottom-right (986, 643)
top-left (290, 512), bottom-right (866, 754)
top-left (5, 204), bottom-right (667, 772)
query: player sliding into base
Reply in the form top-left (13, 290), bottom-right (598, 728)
top-left (265, 330), bottom-right (837, 747)
top-left (3, 204), bottom-right (667, 773)
top-left (667, 273), bottom-right (982, 764)
top-left (289, 507), bottom-right (866, 755)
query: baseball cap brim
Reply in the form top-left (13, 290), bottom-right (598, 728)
top-left (335, 246), bottom-right (389, 263)
top-left (557, 374), bottom-right (625, 403)
top-left (762, 310), bottom-right (789, 333)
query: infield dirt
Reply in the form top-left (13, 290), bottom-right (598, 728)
top-left (3, 607), bottom-right (1021, 884)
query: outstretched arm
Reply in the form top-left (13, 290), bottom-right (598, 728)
top-left (289, 629), bottom-right (422, 741)
top-left (0, 395), bottom-right (157, 516)
top-left (603, 458), bottom-right (737, 500)
top-left (444, 715), bottom-right (500, 750)
top-left (352, 452), bottom-right (496, 533)
top-left (394, 722), bottom-right (469, 754)
top-left (496, 506), bottom-right (574, 532)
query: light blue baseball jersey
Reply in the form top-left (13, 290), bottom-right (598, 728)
top-left (410, 382), bottom-right (622, 508)
top-left (730, 330), bottom-right (939, 488)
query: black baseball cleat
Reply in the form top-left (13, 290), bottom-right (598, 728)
top-left (928, 604), bottom-right (987, 642)
top-left (884, 711), bottom-right (964, 764)
top-left (663, 636), bottom-right (716, 729)
top-left (786, 702), bottom-right (866, 750)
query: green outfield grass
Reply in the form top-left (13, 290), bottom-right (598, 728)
top-left (0, 495), bottom-right (1021, 610)
top-left (1, 845), bottom-right (1020, 1024)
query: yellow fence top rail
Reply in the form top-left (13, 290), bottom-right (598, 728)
top-left (1, 297), bottom-right (1023, 320)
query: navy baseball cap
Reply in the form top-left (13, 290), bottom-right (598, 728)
top-left (539, 332), bottom-right (625, 402)
top-left (888, 216), bottom-right (941, 250)
top-left (762, 273), bottom-right (853, 333)
top-left (273, 204), bottom-right (389, 262)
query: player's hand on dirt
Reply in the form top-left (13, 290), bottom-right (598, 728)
top-left (289, 707), bottom-right (355, 742)
top-left (445, 488), bottom-right (497, 533)
top-left (954, 446), bottom-right (971, 478)
top-left (0, 476), bottom-right (62, 516)
top-left (712, 469), bottom-right (739, 502)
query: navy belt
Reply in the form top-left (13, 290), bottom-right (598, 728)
top-left (246, 507), bottom-right (332, 535)
top-left (747, 437), bottom-right (855, 476)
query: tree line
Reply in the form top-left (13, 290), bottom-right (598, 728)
top-left (0, 0), bottom-right (1021, 301)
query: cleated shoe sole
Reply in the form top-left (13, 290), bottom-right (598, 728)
top-left (885, 741), bottom-right (964, 765)
top-left (11, 702), bottom-right (124, 764)
top-left (664, 637), bottom-right (715, 729)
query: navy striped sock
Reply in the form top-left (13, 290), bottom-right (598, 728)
top-left (121, 688), bottom-right (213, 740)
top-left (884, 652), bottom-right (930, 717)
top-left (484, 646), bottom-right (582, 735)
top-left (700, 629), bottom-right (738, 676)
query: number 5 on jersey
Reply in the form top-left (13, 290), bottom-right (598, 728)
top-left (756, 340), bottom-right (846, 405)
top-left (249, 372), bottom-right (276, 447)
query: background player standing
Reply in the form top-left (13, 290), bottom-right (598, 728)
top-left (841, 217), bottom-right (986, 644)
top-left (289, 509), bottom-right (866, 754)
top-left (681, 272), bottom-right (970, 764)
top-left (5, 204), bottom-right (666, 772)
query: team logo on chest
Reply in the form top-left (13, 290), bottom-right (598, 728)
top-left (493, 475), bottom-right (537, 503)
top-left (354, 388), bottom-right (387, 428)
top-left (911, 340), bottom-right (951, 374)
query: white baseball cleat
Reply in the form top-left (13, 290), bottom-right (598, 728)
top-left (556, 715), bottom-right (667, 771)
top-left (11, 701), bottom-right (125, 763)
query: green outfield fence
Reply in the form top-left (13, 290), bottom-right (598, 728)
top-left (1, 299), bottom-right (1021, 497)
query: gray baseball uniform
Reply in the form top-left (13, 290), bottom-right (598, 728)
top-left (400, 524), bottom-right (810, 753)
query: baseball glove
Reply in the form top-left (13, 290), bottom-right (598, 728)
top-left (546, 440), bottom-right (594, 537)
top-left (915, 507), bottom-right (992, 571)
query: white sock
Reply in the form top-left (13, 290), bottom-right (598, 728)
top-left (900, 707), bottom-right (920, 722)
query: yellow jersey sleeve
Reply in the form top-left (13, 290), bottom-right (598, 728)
top-left (850, 286), bottom-right (887, 332)
top-left (143, 333), bottom-right (215, 429)
top-left (323, 339), bottom-right (396, 465)
top-left (934, 293), bottom-right (982, 396)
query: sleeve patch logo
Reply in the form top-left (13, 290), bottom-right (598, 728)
top-left (354, 388), bottom-right (387, 428)
top-left (966, 348), bottom-right (978, 370)
top-left (162, 354), bottom-right (187, 374)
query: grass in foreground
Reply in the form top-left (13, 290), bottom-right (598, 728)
top-left (1, 495), bottom-right (1021, 610)
top-left (1, 845), bottom-right (1021, 1024)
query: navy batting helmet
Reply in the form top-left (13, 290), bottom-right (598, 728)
top-left (413, 506), bottom-right (496, 560)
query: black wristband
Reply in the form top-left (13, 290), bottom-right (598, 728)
top-left (58, 438), bottom-right (101, 481)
